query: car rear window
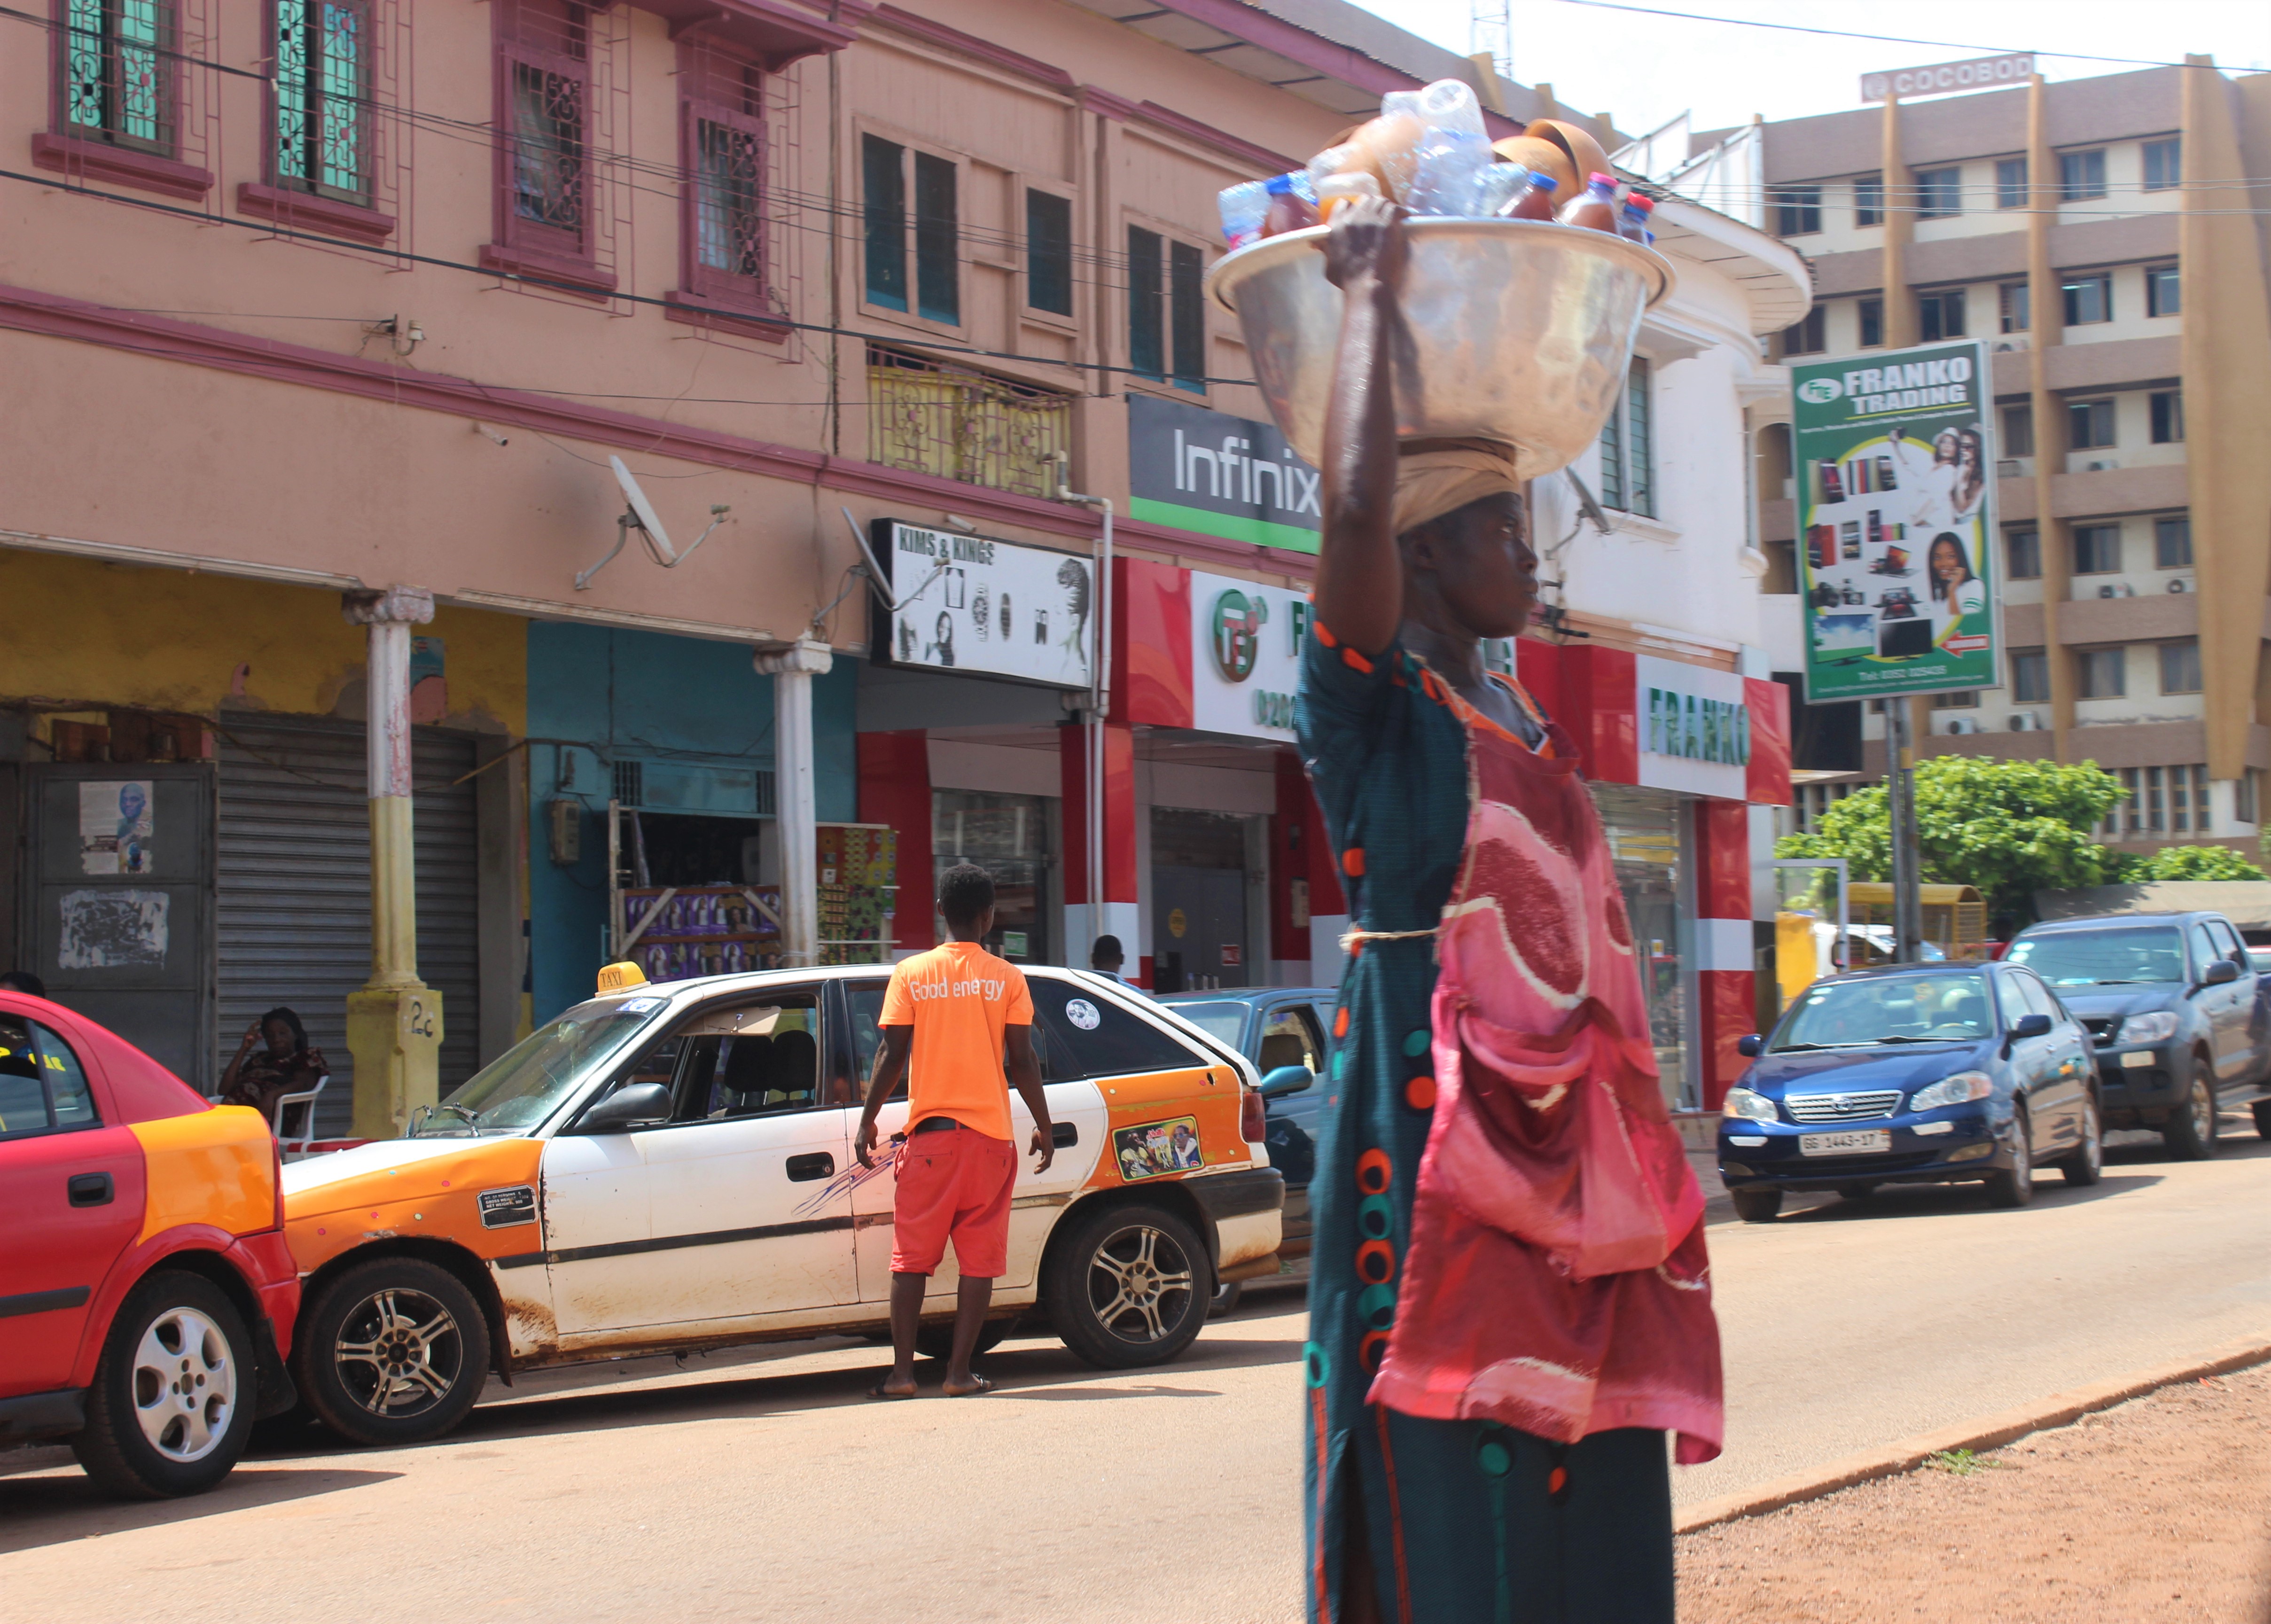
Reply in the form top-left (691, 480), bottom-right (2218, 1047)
top-left (0, 1016), bottom-right (100, 1139)
top-left (1029, 979), bottom-right (1204, 1081)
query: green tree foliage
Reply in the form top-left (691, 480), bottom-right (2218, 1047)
top-left (2115, 844), bottom-right (2271, 882)
top-left (1777, 757), bottom-right (2130, 918)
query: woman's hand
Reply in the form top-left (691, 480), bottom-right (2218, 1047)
top-left (237, 1021), bottom-right (262, 1052)
top-left (1321, 194), bottom-right (1408, 293)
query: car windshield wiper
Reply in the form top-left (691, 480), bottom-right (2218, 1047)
top-left (413, 1101), bottom-right (482, 1136)
top-left (1771, 1042), bottom-right (1839, 1051)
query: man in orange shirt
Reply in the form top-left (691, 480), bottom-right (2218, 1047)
top-left (856, 864), bottom-right (1053, 1398)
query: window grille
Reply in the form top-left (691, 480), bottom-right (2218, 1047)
top-left (274, 0), bottom-right (367, 199)
top-left (866, 347), bottom-right (1070, 500)
top-left (612, 759), bottom-right (643, 807)
top-left (62, 0), bottom-right (172, 150)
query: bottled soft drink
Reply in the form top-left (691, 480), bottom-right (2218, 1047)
top-left (1405, 127), bottom-right (1492, 216)
top-left (1501, 170), bottom-right (1559, 220)
top-left (1217, 180), bottom-right (1268, 249)
top-left (1562, 172), bottom-right (1620, 233)
top-left (1618, 194), bottom-right (1654, 242)
top-left (1261, 171), bottom-right (1319, 236)
top-left (1316, 171), bottom-right (1382, 220)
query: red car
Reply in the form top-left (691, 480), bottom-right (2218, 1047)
top-left (0, 992), bottom-right (300, 1498)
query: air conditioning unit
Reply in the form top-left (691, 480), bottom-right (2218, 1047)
top-left (2010, 711), bottom-right (2045, 732)
top-left (2096, 582), bottom-right (2138, 599)
top-left (2086, 458), bottom-right (2120, 472)
top-left (2168, 577), bottom-right (2192, 594)
top-left (1944, 715), bottom-right (1982, 734)
top-left (1993, 336), bottom-right (2031, 353)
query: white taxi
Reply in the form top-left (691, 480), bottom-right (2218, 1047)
top-left (279, 962), bottom-right (1282, 1444)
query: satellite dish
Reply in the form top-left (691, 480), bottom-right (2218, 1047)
top-left (576, 458), bottom-right (729, 590)
top-left (614, 456), bottom-right (675, 564)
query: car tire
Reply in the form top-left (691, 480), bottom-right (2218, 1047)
top-left (71, 1271), bottom-right (257, 1499)
top-left (2255, 1099), bottom-right (2271, 1140)
top-left (913, 1320), bottom-right (1012, 1362)
top-left (295, 1257), bottom-right (489, 1448)
top-left (1209, 1280), bottom-right (1245, 1318)
top-left (2061, 1093), bottom-right (2104, 1187)
top-left (2162, 1061), bottom-right (2219, 1161)
top-left (1985, 1107), bottom-right (2035, 1208)
top-left (1731, 1189), bottom-right (1782, 1223)
top-left (1045, 1202), bottom-right (1212, 1370)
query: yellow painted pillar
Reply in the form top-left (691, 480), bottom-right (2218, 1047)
top-left (343, 586), bottom-right (442, 1139)
top-left (1879, 91), bottom-right (1918, 350)
top-left (2024, 74), bottom-right (2076, 757)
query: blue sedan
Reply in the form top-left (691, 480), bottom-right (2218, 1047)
top-left (1719, 961), bottom-right (2104, 1221)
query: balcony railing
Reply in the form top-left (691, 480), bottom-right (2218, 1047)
top-left (867, 346), bottom-right (1070, 500)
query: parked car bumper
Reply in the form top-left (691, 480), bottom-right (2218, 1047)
top-left (1718, 1109), bottom-right (2011, 1193)
top-left (2092, 1044), bottom-right (2181, 1112)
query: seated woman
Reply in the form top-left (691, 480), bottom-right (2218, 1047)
top-left (219, 1006), bottom-right (327, 1129)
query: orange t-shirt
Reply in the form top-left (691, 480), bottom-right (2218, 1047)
top-left (878, 941), bottom-right (1033, 1142)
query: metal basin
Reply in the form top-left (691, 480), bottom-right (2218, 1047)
top-left (1203, 218), bottom-right (1674, 477)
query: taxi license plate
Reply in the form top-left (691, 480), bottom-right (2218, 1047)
top-left (1800, 1129), bottom-right (1892, 1157)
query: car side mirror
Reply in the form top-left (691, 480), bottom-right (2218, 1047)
top-left (2202, 959), bottom-right (2241, 986)
top-left (1259, 1064), bottom-right (1314, 1100)
top-left (577, 1081), bottom-right (672, 1133)
top-left (2010, 1013), bottom-right (2052, 1040)
top-left (1736, 1034), bottom-right (1763, 1058)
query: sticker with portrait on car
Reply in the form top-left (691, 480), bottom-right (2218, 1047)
top-left (1113, 1116), bottom-right (1203, 1180)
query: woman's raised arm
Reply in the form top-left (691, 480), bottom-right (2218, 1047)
top-left (1312, 196), bottom-right (1408, 657)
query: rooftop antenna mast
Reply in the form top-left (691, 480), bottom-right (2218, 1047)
top-left (1469, 0), bottom-right (1512, 103)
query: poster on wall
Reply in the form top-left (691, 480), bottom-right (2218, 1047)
top-left (78, 780), bottom-right (154, 874)
top-left (1189, 568), bottom-right (1308, 739)
top-left (1127, 394), bottom-right (1322, 554)
top-left (1790, 339), bottom-right (2001, 703)
top-left (873, 520), bottom-right (1095, 690)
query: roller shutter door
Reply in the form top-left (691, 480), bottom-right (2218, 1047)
top-left (216, 718), bottom-right (481, 1138)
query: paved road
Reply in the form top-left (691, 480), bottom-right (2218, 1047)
top-left (5, 1125), bottom-right (2267, 1624)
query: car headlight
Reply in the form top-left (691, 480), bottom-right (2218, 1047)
top-left (1722, 1087), bottom-right (1778, 1124)
top-left (2115, 1011), bottom-right (2180, 1047)
top-left (1908, 1071), bottom-right (1994, 1112)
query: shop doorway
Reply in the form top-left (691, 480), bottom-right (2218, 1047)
top-left (1151, 807), bottom-right (1256, 992)
top-left (933, 790), bottom-right (1050, 964)
top-left (1590, 783), bottom-right (1692, 1108)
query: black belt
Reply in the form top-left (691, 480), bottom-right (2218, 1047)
top-left (911, 1116), bottom-right (960, 1135)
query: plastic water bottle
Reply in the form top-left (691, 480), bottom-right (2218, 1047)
top-left (1562, 172), bottom-right (1620, 233)
top-left (1405, 128), bottom-right (1493, 216)
top-left (1383, 79), bottom-right (1485, 140)
top-left (1472, 162), bottom-right (1528, 218)
top-left (1262, 171), bottom-right (1319, 236)
top-left (1619, 194), bottom-right (1655, 242)
top-left (1501, 170), bottom-right (1559, 220)
top-left (1217, 180), bottom-right (1268, 249)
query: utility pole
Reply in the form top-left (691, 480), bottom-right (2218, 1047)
top-left (1885, 698), bottom-right (1924, 962)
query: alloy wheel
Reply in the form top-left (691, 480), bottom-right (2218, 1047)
top-left (130, 1306), bottom-right (237, 1464)
top-left (333, 1287), bottom-right (465, 1418)
top-left (2189, 1082), bottom-right (2214, 1146)
top-left (1087, 1223), bottom-right (1197, 1344)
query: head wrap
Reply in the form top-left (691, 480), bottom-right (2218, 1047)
top-left (1390, 442), bottom-right (1523, 539)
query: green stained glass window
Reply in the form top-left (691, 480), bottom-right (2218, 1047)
top-left (275, 0), bottom-right (367, 199)
top-left (60, 0), bottom-right (172, 150)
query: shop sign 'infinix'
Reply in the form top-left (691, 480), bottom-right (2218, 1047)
top-left (873, 520), bottom-right (1096, 690)
top-left (1127, 394), bottom-right (1322, 554)
top-left (1790, 340), bottom-right (2000, 703)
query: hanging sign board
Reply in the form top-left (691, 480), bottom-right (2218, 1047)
top-left (1127, 394), bottom-right (1323, 554)
top-left (1789, 339), bottom-right (2001, 703)
top-left (871, 520), bottom-right (1096, 690)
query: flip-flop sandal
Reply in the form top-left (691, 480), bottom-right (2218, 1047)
top-left (867, 1381), bottom-right (918, 1400)
top-left (943, 1376), bottom-right (996, 1398)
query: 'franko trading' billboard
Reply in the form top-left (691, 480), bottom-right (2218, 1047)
top-left (1127, 393), bottom-right (1321, 554)
top-left (1790, 339), bottom-right (2002, 704)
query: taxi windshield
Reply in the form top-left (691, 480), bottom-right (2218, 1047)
top-left (2006, 927), bottom-right (2185, 987)
top-left (409, 998), bottom-right (666, 1136)
top-left (1772, 975), bottom-right (1993, 1050)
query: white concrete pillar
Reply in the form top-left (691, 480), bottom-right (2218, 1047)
top-left (757, 639), bottom-right (834, 966)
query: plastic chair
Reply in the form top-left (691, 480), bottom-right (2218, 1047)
top-left (273, 1075), bottom-right (328, 1159)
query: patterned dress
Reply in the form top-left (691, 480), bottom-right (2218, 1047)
top-left (1298, 624), bottom-right (1719, 1624)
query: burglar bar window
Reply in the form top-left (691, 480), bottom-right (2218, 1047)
top-left (1025, 189), bottom-right (1072, 317)
top-left (1597, 359), bottom-right (1653, 518)
top-left (2160, 639), bottom-right (2202, 695)
top-left (1995, 157), bottom-right (2027, 209)
top-left (274, 0), bottom-right (368, 199)
top-left (1853, 172), bottom-right (1882, 226)
top-left (1914, 166), bottom-right (1961, 219)
top-left (2142, 137), bottom-right (2181, 191)
top-left (2005, 527), bottom-right (2040, 579)
top-left (1917, 288), bottom-right (1965, 341)
top-left (2151, 390), bottom-right (2185, 444)
top-left (62, 0), bottom-right (174, 152)
top-left (2146, 263), bottom-right (2179, 318)
top-left (683, 52), bottom-right (770, 312)
top-left (1771, 185), bottom-right (1820, 236)
top-left (2154, 515), bottom-right (2192, 568)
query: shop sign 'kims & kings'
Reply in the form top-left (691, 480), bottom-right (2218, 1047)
top-left (870, 519), bottom-right (1096, 690)
top-left (1789, 339), bottom-right (2002, 704)
top-left (1127, 394), bottom-right (1322, 554)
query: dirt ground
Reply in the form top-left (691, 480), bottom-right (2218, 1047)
top-left (1679, 1364), bottom-right (2271, 1623)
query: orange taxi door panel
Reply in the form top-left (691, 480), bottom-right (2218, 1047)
top-left (0, 1126), bottom-right (145, 1393)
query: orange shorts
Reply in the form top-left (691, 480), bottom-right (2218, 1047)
top-left (890, 1122), bottom-right (1016, 1279)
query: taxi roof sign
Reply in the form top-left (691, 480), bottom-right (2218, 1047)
top-left (595, 960), bottom-right (649, 995)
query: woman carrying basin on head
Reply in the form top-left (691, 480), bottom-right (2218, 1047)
top-left (1295, 196), bottom-right (1721, 1623)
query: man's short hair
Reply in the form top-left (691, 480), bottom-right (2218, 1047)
top-left (937, 863), bottom-right (996, 932)
top-left (0, 969), bottom-right (47, 999)
top-left (1091, 934), bottom-right (1124, 967)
